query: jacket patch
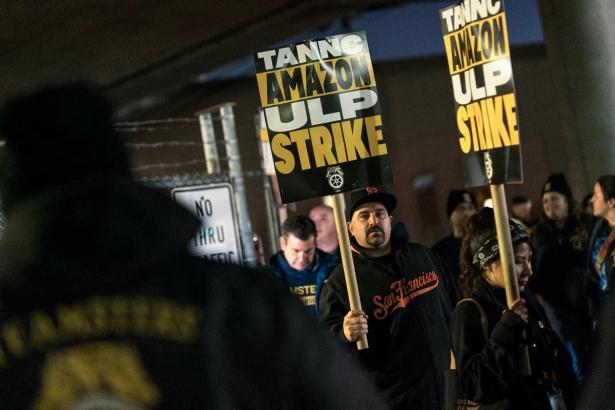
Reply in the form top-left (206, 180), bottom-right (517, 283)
top-left (289, 285), bottom-right (317, 306)
top-left (372, 271), bottom-right (439, 320)
top-left (33, 342), bottom-right (160, 409)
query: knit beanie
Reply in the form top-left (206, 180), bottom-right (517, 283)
top-left (541, 173), bottom-right (572, 198)
top-left (446, 189), bottom-right (477, 217)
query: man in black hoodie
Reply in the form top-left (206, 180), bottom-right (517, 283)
top-left (432, 189), bottom-right (477, 303)
top-left (0, 83), bottom-right (386, 409)
top-left (319, 187), bottom-right (452, 410)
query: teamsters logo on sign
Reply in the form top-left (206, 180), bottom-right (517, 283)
top-left (440, 0), bottom-right (523, 187)
top-left (254, 32), bottom-right (393, 203)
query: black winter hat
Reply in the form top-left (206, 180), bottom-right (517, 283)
top-left (446, 189), bottom-right (477, 217)
top-left (541, 173), bottom-right (572, 198)
top-left (0, 82), bottom-right (130, 212)
top-left (347, 186), bottom-right (397, 219)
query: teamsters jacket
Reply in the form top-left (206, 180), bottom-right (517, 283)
top-left (0, 179), bottom-right (387, 409)
top-left (269, 248), bottom-right (339, 318)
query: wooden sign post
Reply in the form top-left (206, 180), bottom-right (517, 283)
top-left (441, 0), bottom-right (530, 373)
top-left (490, 184), bottom-right (531, 373)
top-left (331, 193), bottom-right (368, 349)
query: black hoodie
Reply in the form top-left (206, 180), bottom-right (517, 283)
top-left (319, 236), bottom-right (452, 410)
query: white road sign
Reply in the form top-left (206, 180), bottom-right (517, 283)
top-left (172, 183), bottom-right (243, 264)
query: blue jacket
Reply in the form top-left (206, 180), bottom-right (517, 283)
top-left (270, 249), bottom-right (339, 318)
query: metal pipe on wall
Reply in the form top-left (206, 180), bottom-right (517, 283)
top-left (197, 111), bottom-right (221, 175)
top-left (254, 113), bottom-right (280, 257)
top-left (220, 103), bottom-right (257, 267)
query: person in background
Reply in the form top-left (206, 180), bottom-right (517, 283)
top-left (582, 192), bottom-right (594, 215)
top-left (309, 204), bottom-right (340, 257)
top-left (581, 177), bottom-right (615, 408)
top-left (530, 173), bottom-right (594, 382)
top-left (510, 195), bottom-right (536, 232)
top-left (319, 186), bottom-right (451, 410)
top-left (432, 189), bottom-right (477, 302)
top-left (582, 286), bottom-right (615, 408)
top-left (269, 215), bottom-right (339, 318)
top-left (0, 83), bottom-right (387, 409)
top-left (391, 220), bottom-right (410, 242)
top-left (452, 208), bottom-right (577, 409)
top-left (587, 174), bottom-right (615, 311)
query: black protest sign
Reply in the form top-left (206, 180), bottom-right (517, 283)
top-left (254, 32), bottom-right (393, 203)
top-left (440, 0), bottom-right (522, 186)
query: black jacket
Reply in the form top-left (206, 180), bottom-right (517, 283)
top-left (432, 234), bottom-right (462, 304)
top-left (530, 214), bottom-right (594, 317)
top-left (319, 236), bottom-right (452, 410)
top-left (0, 179), bottom-right (387, 409)
top-left (450, 278), bottom-right (578, 409)
top-left (582, 283), bottom-right (615, 408)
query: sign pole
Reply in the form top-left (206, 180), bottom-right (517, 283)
top-left (489, 183), bottom-right (531, 374)
top-left (331, 193), bottom-right (368, 350)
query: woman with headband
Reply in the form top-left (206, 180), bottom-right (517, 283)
top-left (450, 207), bottom-right (577, 409)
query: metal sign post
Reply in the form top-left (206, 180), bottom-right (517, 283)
top-left (220, 103), bottom-right (258, 267)
top-left (196, 104), bottom-right (257, 267)
top-left (198, 112), bottom-right (221, 175)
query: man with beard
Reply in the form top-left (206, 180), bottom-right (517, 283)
top-left (319, 187), bottom-right (452, 410)
top-left (432, 189), bottom-right (477, 303)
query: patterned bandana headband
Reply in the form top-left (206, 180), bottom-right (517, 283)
top-left (472, 222), bottom-right (531, 270)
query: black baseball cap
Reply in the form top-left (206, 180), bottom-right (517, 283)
top-left (347, 186), bottom-right (397, 219)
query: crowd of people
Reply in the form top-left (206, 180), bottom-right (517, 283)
top-left (271, 172), bottom-right (615, 409)
top-left (0, 82), bottom-right (613, 409)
